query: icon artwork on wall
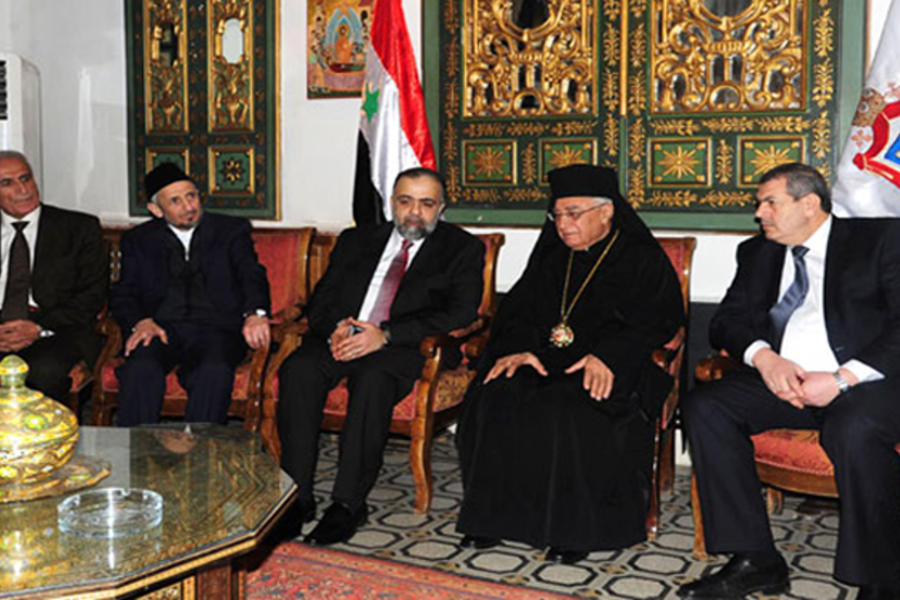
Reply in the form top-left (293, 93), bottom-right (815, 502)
top-left (308, 0), bottom-right (372, 98)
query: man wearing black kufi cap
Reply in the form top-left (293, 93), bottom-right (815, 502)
top-left (456, 164), bottom-right (684, 562)
top-left (110, 162), bottom-right (270, 425)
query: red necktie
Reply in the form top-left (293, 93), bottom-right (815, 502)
top-left (368, 240), bottom-right (411, 326)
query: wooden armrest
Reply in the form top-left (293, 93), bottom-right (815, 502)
top-left (695, 354), bottom-right (740, 382)
top-left (271, 303), bottom-right (305, 325)
top-left (95, 313), bottom-right (121, 338)
top-left (271, 318), bottom-right (309, 346)
top-left (418, 317), bottom-right (490, 358)
top-left (652, 327), bottom-right (685, 371)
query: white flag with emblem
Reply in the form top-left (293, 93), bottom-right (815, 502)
top-left (832, 0), bottom-right (900, 216)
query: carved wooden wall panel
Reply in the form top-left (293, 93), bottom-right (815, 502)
top-left (432, 0), bottom-right (849, 230)
top-left (127, 0), bottom-right (279, 218)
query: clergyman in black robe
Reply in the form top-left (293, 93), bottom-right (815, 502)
top-left (456, 164), bottom-right (684, 563)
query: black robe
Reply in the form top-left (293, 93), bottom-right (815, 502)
top-left (456, 227), bottom-right (684, 551)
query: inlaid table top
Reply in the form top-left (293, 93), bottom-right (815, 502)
top-left (0, 424), bottom-right (296, 599)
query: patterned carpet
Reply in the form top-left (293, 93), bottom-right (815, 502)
top-left (251, 431), bottom-right (856, 600)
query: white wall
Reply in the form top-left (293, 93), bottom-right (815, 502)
top-left (0, 0), bottom-right (888, 301)
top-left (0, 1), bottom-right (127, 218)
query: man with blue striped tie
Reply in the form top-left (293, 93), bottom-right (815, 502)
top-left (681, 163), bottom-right (900, 600)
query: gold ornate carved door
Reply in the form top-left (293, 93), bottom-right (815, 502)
top-left (126, 0), bottom-right (279, 218)
top-left (429, 0), bottom-right (854, 230)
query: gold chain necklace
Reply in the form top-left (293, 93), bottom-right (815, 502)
top-left (549, 229), bottom-right (620, 348)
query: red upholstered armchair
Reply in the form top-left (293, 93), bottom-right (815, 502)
top-left (89, 227), bottom-right (316, 429)
top-left (646, 237), bottom-right (696, 539)
top-left (689, 354), bottom-right (900, 559)
top-left (259, 233), bottom-right (505, 513)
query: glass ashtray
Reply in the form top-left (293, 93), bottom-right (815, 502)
top-left (58, 487), bottom-right (163, 538)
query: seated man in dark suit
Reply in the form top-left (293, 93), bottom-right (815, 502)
top-left (680, 163), bottom-right (900, 600)
top-left (0, 150), bottom-right (107, 403)
top-left (277, 167), bottom-right (484, 545)
top-left (110, 163), bottom-right (271, 426)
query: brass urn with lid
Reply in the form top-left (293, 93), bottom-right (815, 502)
top-left (0, 355), bottom-right (78, 486)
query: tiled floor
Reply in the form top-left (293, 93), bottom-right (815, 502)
top-left (292, 432), bottom-right (854, 599)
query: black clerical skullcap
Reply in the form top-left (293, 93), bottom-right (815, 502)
top-left (144, 162), bottom-right (195, 199)
top-left (548, 164), bottom-right (621, 200)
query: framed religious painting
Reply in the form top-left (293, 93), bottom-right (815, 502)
top-left (307, 0), bottom-right (373, 98)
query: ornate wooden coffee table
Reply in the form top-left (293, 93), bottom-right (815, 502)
top-left (0, 425), bottom-right (296, 599)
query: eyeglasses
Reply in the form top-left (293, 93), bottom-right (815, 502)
top-left (547, 204), bottom-right (604, 222)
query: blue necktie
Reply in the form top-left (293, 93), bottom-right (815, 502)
top-left (769, 245), bottom-right (809, 351)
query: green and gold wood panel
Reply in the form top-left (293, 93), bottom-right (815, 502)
top-left (126, 0), bottom-right (279, 219)
top-left (427, 0), bottom-right (860, 231)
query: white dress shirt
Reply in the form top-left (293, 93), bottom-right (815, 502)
top-left (0, 205), bottom-right (41, 307)
top-left (168, 223), bottom-right (196, 260)
top-left (743, 216), bottom-right (883, 383)
top-left (358, 229), bottom-right (424, 322)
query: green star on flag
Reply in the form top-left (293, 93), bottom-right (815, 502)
top-left (362, 82), bottom-right (380, 123)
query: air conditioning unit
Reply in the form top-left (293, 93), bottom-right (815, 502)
top-left (0, 53), bottom-right (42, 187)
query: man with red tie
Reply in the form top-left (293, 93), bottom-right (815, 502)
top-left (276, 167), bottom-right (484, 545)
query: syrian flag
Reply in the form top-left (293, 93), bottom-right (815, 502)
top-left (831, 0), bottom-right (900, 216)
top-left (352, 0), bottom-right (436, 224)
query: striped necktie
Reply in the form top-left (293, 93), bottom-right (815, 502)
top-left (769, 245), bottom-right (809, 351)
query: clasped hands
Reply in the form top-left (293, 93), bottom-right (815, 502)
top-left (328, 317), bottom-right (388, 362)
top-left (484, 352), bottom-right (614, 401)
top-left (124, 314), bottom-right (271, 356)
top-left (0, 319), bottom-right (41, 352)
top-left (752, 347), bottom-right (857, 408)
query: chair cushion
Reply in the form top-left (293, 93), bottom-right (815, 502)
top-left (752, 429), bottom-right (900, 477)
top-left (271, 365), bottom-right (476, 422)
top-left (101, 358), bottom-right (252, 400)
top-left (253, 232), bottom-right (304, 315)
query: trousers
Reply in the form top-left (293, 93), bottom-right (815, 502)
top-left (682, 368), bottom-right (900, 586)
top-left (276, 337), bottom-right (420, 509)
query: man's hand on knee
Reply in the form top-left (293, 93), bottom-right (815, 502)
top-left (0, 319), bottom-right (40, 352)
top-left (752, 347), bottom-right (807, 409)
top-left (242, 314), bottom-right (271, 349)
top-left (125, 318), bottom-right (168, 356)
top-left (333, 318), bottom-right (387, 362)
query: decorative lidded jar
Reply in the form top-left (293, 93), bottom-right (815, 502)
top-left (0, 355), bottom-right (78, 486)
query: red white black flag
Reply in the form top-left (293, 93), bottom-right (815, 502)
top-left (352, 0), bottom-right (436, 224)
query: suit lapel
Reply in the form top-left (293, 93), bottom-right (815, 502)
top-left (401, 224), bottom-right (441, 286)
top-left (32, 206), bottom-right (58, 280)
top-left (760, 241), bottom-right (785, 309)
top-left (822, 217), bottom-right (849, 347)
top-left (349, 225), bottom-right (392, 312)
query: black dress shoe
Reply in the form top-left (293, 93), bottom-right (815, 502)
top-left (459, 535), bottom-right (500, 550)
top-left (858, 584), bottom-right (900, 600)
top-left (303, 502), bottom-right (367, 546)
top-left (266, 498), bottom-right (317, 543)
top-left (677, 553), bottom-right (789, 599)
top-left (545, 547), bottom-right (588, 565)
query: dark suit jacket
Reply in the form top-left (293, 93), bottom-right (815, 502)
top-left (710, 217), bottom-right (900, 379)
top-left (22, 204), bottom-right (108, 364)
top-left (306, 221), bottom-right (484, 353)
top-left (110, 213), bottom-right (270, 334)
